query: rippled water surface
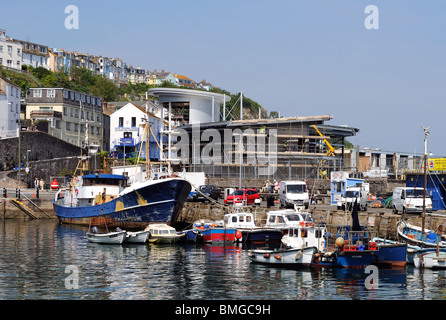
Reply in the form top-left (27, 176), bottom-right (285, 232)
top-left (1, 220), bottom-right (446, 300)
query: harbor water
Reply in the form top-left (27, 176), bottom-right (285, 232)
top-left (1, 219), bottom-right (446, 301)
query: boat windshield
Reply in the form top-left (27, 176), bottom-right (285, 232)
top-left (406, 189), bottom-right (424, 198)
top-left (286, 214), bottom-right (301, 221)
top-left (286, 184), bottom-right (306, 193)
top-left (345, 190), bottom-right (358, 197)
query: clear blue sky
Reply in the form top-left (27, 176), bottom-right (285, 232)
top-left (3, 0), bottom-right (446, 156)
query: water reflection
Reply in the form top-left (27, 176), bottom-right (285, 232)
top-left (2, 220), bottom-right (446, 300)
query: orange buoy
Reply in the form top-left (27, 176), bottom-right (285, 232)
top-left (235, 230), bottom-right (242, 239)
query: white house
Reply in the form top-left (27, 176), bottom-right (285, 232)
top-left (0, 30), bottom-right (22, 70)
top-left (12, 39), bottom-right (50, 69)
top-left (110, 102), bottom-right (163, 160)
top-left (0, 73), bottom-right (21, 138)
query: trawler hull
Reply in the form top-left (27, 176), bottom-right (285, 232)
top-left (53, 178), bottom-right (191, 229)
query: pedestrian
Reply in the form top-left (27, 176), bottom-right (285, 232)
top-left (39, 178), bottom-right (44, 191)
top-left (34, 177), bottom-right (39, 191)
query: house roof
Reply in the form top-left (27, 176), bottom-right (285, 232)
top-left (110, 102), bottom-right (161, 120)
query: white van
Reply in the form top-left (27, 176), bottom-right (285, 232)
top-left (392, 187), bottom-right (433, 214)
top-left (338, 186), bottom-right (368, 211)
top-left (279, 180), bottom-right (309, 209)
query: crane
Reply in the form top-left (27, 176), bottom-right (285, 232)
top-left (312, 124), bottom-right (335, 179)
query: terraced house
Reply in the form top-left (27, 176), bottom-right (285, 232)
top-left (25, 88), bottom-right (103, 149)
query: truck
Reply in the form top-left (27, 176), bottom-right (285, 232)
top-left (279, 180), bottom-right (309, 209)
top-left (392, 187), bottom-right (433, 214)
top-left (337, 185), bottom-right (368, 211)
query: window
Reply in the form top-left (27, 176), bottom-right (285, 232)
top-left (17, 48), bottom-right (21, 55)
top-left (74, 124), bottom-right (79, 132)
top-left (123, 132), bottom-right (132, 138)
top-left (7, 45), bottom-right (12, 53)
top-left (66, 122), bottom-right (71, 131)
top-left (47, 89), bottom-right (55, 98)
top-left (63, 90), bottom-right (68, 99)
top-left (0, 45), bottom-right (3, 52)
top-left (55, 121), bottom-right (61, 129)
top-left (70, 108), bottom-right (74, 117)
top-left (131, 117), bottom-right (136, 127)
top-left (119, 117), bottom-right (124, 127)
top-left (33, 89), bottom-right (42, 98)
top-left (63, 107), bottom-right (67, 116)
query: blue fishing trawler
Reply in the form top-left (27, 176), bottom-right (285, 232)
top-left (53, 173), bottom-right (191, 229)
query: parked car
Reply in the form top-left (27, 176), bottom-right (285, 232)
top-left (191, 185), bottom-right (221, 202)
top-left (224, 189), bottom-right (261, 205)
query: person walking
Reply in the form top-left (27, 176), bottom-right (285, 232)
top-left (39, 178), bottom-right (44, 191)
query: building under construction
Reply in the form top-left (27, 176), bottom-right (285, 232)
top-left (148, 88), bottom-right (359, 181)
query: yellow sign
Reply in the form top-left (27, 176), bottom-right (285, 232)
top-left (428, 158), bottom-right (446, 171)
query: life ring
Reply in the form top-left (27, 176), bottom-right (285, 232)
top-left (295, 250), bottom-right (303, 261)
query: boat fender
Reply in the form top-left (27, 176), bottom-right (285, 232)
top-left (235, 231), bottom-right (242, 239)
top-left (295, 250), bottom-right (303, 261)
top-left (263, 253), bottom-right (270, 259)
top-left (274, 254), bottom-right (282, 260)
top-left (312, 253), bottom-right (321, 264)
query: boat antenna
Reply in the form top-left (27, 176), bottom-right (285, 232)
top-left (422, 126), bottom-right (430, 238)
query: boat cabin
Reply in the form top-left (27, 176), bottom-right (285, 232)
top-left (224, 212), bottom-right (257, 229)
top-left (56, 174), bottom-right (128, 207)
top-left (282, 225), bottom-right (326, 251)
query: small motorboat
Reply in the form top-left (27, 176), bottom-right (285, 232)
top-left (86, 227), bottom-right (127, 244)
top-left (125, 230), bottom-right (150, 244)
top-left (414, 251), bottom-right (446, 269)
top-left (264, 206), bottom-right (313, 232)
top-left (145, 223), bottom-right (183, 244)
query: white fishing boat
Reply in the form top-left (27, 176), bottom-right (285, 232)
top-left (248, 246), bottom-right (317, 267)
top-left (145, 223), bottom-right (183, 244)
top-left (86, 227), bottom-right (127, 244)
top-left (125, 230), bottom-right (150, 244)
top-left (224, 207), bottom-right (283, 244)
top-left (281, 224), bottom-right (327, 251)
top-left (414, 251), bottom-right (446, 269)
top-left (264, 206), bottom-right (313, 231)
